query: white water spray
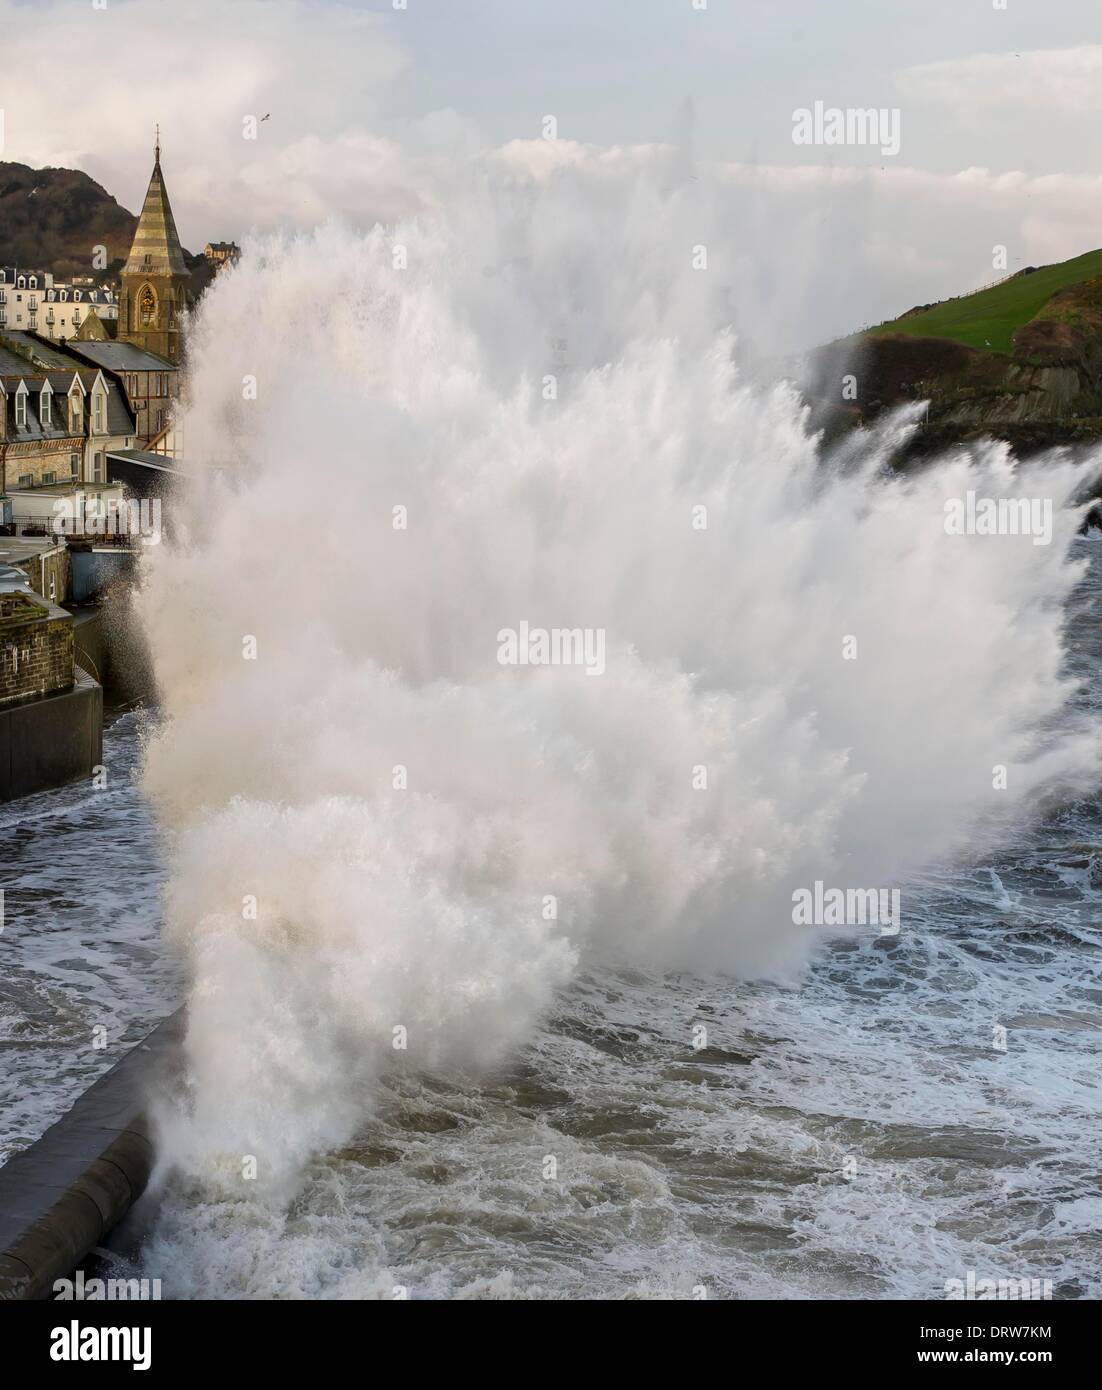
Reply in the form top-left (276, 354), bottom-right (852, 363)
top-left (137, 180), bottom-right (1101, 1189)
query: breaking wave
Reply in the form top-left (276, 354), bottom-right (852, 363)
top-left (136, 177), bottom-right (1102, 1192)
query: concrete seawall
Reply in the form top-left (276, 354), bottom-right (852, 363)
top-left (0, 1008), bottom-right (184, 1301)
top-left (0, 666), bottom-right (102, 803)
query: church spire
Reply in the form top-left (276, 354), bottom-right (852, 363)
top-left (117, 129), bottom-right (192, 361)
top-left (123, 133), bottom-right (187, 279)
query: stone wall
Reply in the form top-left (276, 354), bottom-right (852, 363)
top-left (3, 445), bottom-right (80, 490)
top-left (0, 591), bottom-right (73, 706)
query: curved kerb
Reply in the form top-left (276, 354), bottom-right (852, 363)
top-left (0, 1008), bottom-right (185, 1300)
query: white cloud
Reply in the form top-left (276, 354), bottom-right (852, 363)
top-left (896, 46), bottom-right (1102, 112)
top-left (720, 160), bottom-right (1102, 211)
top-left (719, 160), bottom-right (1102, 263)
top-left (492, 139), bottom-right (675, 182)
top-left (714, 160), bottom-right (1102, 336)
top-left (0, 0), bottom-right (422, 246)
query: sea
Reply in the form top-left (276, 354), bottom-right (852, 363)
top-left (2, 538), bottom-right (1099, 1298)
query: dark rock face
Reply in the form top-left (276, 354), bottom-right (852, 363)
top-left (847, 331), bottom-right (1102, 429)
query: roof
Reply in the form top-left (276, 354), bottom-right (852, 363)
top-left (0, 331), bottom-right (89, 369)
top-left (0, 367), bottom-right (94, 393)
top-left (75, 313), bottom-right (115, 342)
top-left (0, 564), bottom-right (33, 592)
top-left (123, 155), bottom-right (188, 279)
top-left (0, 356), bottom-right (135, 441)
top-left (0, 341), bottom-right (37, 375)
top-left (39, 371), bottom-right (88, 394)
top-left (0, 267), bottom-right (48, 287)
top-left (0, 537), bottom-right (65, 572)
top-left (67, 340), bottom-right (175, 372)
top-left (103, 381), bottom-right (134, 436)
top-left (0, 372), bottom-right (83, 444)
top-left (105, 449), bottom-right (186, 473)
top-left (44, 287), bottom-right (116, 304)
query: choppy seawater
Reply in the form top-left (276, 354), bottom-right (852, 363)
top-left (4, 539), bottom-right (1101, 1298)
top-left (0, 709), bottom-right (178, 1169)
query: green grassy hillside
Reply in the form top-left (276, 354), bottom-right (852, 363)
top-left (868, 249), bottom-right (1102, 354)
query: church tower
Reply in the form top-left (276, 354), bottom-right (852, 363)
top-left (117, 130), bottom-right (191, 361)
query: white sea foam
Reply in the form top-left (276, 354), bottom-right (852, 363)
top-left (135, 175), bottom-right (1102, 1194)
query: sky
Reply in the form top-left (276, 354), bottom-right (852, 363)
top-left (1, 0), bottom-right (1101, 349)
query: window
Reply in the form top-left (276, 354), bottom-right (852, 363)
top-left (42, 471), bottom-right (56, 484)
top-left (41, 390), bottom-right (51, 426)
top-left (14, 393), bottom-right (26, 427)
top-left (17, 474), bottom-right (32, 487)
top-left (94, 451), bottom-right (104, 482)
top-left (69, 396), bottom-right (81, 432)
top-left (74, 453), bottom-right (83, 478)
top-left (93, 394), bottom-right (104, 433)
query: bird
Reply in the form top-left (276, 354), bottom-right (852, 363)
top-left (260, 113), bottom-right (271, 122)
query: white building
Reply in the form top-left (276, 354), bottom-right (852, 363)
top-left (40, 284), bottom-right (118, 342)
top-left (0, 268), bottom-right (117, 341)
top-left (0, 266), bottom-right (52, 332)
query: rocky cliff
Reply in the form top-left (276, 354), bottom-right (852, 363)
top-left (807, 262), bottom-right (1102, 460)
